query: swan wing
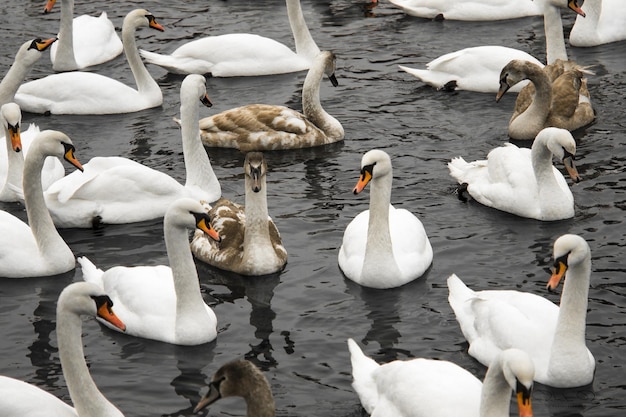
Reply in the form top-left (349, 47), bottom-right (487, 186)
top-left (389, 206), bottom-right (433, 278)
top-left (0, 376), bottom-right (76, 417)
top-left (338, 210), bottom-right (369, 280)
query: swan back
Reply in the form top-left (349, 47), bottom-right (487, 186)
top-left (194, 359), bottom-right (276, 417)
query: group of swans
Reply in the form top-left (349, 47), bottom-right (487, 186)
top-left (191, 152), bottom-right (288, 276)
top-left (338, 149), bottom-right (433, 289)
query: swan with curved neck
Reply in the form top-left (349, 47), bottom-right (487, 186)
top-left (449, 127), bottom-right (580, 221)
top-left (15, 9), bottom-right (163, 115)
top-left (348, 339), bottom-right (534, 417)
top-left (194, 360), bottom-right (276, 417)
top-left (496, 59), bottom-right (594, 140)
top-left (43, 74), bottom-right (221, 228)
top-left (338, 149), bottom-right (433, 289)
top-left (44, 0), bottom-right (123, 71)
top-left (140, 0), bottom-right (319, 76)
top-left (0, 282), bottom-right (126, 416)
top-left (0, 130), bottom-right (83, 278)
top-left (199, 50), bottom-right (343, 151)
top-left (447, 234), bottom-right (595, 387)
top-left (0, 38), bottom-right (56, 106)
top-left (191, 152), bottom-right (287, 276)
top-left (569, 0), bottom-right (626, 46)
top-left (78, 198), bottom-right (221, 345)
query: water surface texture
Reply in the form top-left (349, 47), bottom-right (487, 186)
top-left (0, 1), bottom-right (624, 416)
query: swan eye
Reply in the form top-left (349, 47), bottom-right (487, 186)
top-left (28, 39), bottom-right (43, 50)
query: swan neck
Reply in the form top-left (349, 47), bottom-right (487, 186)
top-left (543, 5), bottom-right (568, 64)
top-left (0, 49), bottom-right (33, 106)
top-left (243, 385), bottom-right (276, 417)
top-left (164, 218), bottom-right (207, 323)
top-left (54, 0), bottom-right (78, 70)
top-left (286, 0), bottom-right (319, 58)
top-left (479, 360), bottom-right (512, 417)
top-left (57, 307), bottom-right (120, 417)
top-left (510, 67), bottom-right (551, 135)
top-left (302, 59), bottom-right (343, 139)
top-left (122, 18), bottom-right (158, 94)
top-left (243, 176), bottom-right (272, 253)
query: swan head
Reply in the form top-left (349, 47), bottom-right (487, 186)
top-left (499, 349), bottom-right (534, 417)
top-left (182, 74), bottom-right (212, 108)
top-left (32, 130), bottom-right (84, 172)
top-left (1, 103), bottom-right (23, 152)
top-left (547, 234), bottom-right (590, 291)
top-left (194, 359), bottom-right (275, 414)
top-left (318, 51), bottom-right (339, 87)
top-left (124, 9), bottom-right (165, 32)
top-left (57, 282), bottom-right (126, 331)
top-left (496, 60), bottom-right (543, 102)
top-left (14, 37), bottom-right (57, 67)
top-left (536, 127), bottom-right (581, 183)
top-left (245, 152), bottom-right (267, 193)
top-left (353, 149), bottom-right (391, 194)
top-left (165, 198), bottom-right (221, 242)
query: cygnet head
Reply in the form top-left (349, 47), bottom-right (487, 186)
top-left (547, 234), bottom-right (590, 291)
top-left (496, 60), bottom-right (542, 102)
top-left (245, 152), bottom-right (267, 193)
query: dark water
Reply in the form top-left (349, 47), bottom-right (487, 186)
top-left (0, 1), bottom-right (625, 416)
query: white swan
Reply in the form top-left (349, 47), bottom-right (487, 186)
top-left (140, 0), bottom-right (320, 76)
top-left (398, 0), bottom-right (585, 93)
top-left (43, 74), bottom-right (221, 228)
top-left (496, 59), bottom-right (594, 140)
top-left (0, 130), bottom-right (83, 278)
top-left (388, 0), bottom-right (542, 21)
top-left (0, 103), bottom-right (64, 202)
top-left (448, 127), bottom-right (581, 221)
top-left (191, 152), bottom-right (287, 276)
top-left (44, 0), bottom-right (123, 71)
top-left (15, 9), bottom-right (163, 115)
top-left (447, 234), bottom-right (596, 388)
top-left (570, 0), bottom-right (626, 46)
top-left (78, 198), bottom-right (221, 345)
top-left (0, 281), bottom-right (126, 416)
top-left (0, 38), bottom-right (57, 106)
top-left (193, 360), bottom-right (276, 416)
top-left (338, 149), bottom-right (433, 289)
top-left (347, 338), bottom-right (534, 417)
top-left (199, 50), bottom-right (344, 151)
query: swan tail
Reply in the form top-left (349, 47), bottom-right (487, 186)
top-left (347, 338), bottom-right (380, 414)
top-left (77, 256), bottom-right (105, 287)
top-left (399, 65), bottom-right (454, 90)
top-left (447, 156), bottom-right (470, 182)
top-left (139, 49), bottom-right (211, 75)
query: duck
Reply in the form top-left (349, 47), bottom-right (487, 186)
top-left (193, 359), bottom-right (275, 417)
top-left (191, 152), bottom-right (287, 276)
top-left (44, 0), bottom-right (123, 71)
top-left (387, 0), bottom-right (542, 20)
top-left (347, 338), bottom-right (534, 417)
top-left (15, 9), bottom-right (164, 115)
top-left (0, 281), bottom-right (126, 416)
top-left (447, 234), bottom-right (595, 388)
top-left (338, 149), bottom-right (433, 289)
top-left (398, 0), bottom-right (585, 93)
top-left (140, 0), bottom-right (319, 76)
top-left (569, 0), bottom-right (626, 47)
top-left (0, 103), bottom-right (64, 202)
top-left (496, 59), bottom-right (594, 140)
top-left (199, 50), bottom-right (343, 151)
top-left (78, 198), bottom-right (221, 345)
top-left (448, 127), bottom-right (581, 221)
top-left (0, 37), bottom-right (57, 106)
top-left (43, 73), bottom-right (221, 228)
top-left (0, 130), bottom-right (83, 278)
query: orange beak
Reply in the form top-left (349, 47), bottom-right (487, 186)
top-left (547, 260), bottom-right (567, 291)
top-left (43, 0), bottom-right (57, 13)
top-left (353, 170), bottom-right (372, 194)
top-left (8, 124), bottom-right (22, 152)
top-left (197, 216), bottom-right (221, 243)
top-left (563, 156), bottom-right (581, 183)
top-left (97, 302), bottom-right (126, 331)
top-left (63, 145), bottom-right (84, 172)
top-left (517, 390), bottom-right (533, 417)
top-left (568, 0), bottom-right (586, 17)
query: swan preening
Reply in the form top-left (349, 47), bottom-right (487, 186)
top-left (199, 50), bottom-right (344, 151)
top-left (140, 0), bottom-right (319, 76)
top-left (448, 234), bottom-right (595, 388)
top-left (448, 127), bottom-right (581, 221)
top-left (43, 73), bottom-right (221, 228)
top-left (191, 152), bottom-right (288, 276)
top-left (0, 130), bottom-right (83, 278)
top-left (194, 359), bottom-right (276, 417)
top-left (44, 0), bottom-right (123, 71)
top-left (497, 59), bottom-right (595, 140)
top-left (347, 338), bottom-right (534, 417)
top-left (15, 9), bottom-right (164, 115)
top-left (338, 149), bottom-right (433, 289)
top-left (0, 282), bottom-right (126, 416)
top-left (388, 0), bottom-right (542, 20)
top-left (78, 198), bottom-right (220, 345)
top-left (0, 38), bottom-right (57, 106)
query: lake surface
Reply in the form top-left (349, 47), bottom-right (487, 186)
top-left (0, 1), bottom-right (624, 416)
